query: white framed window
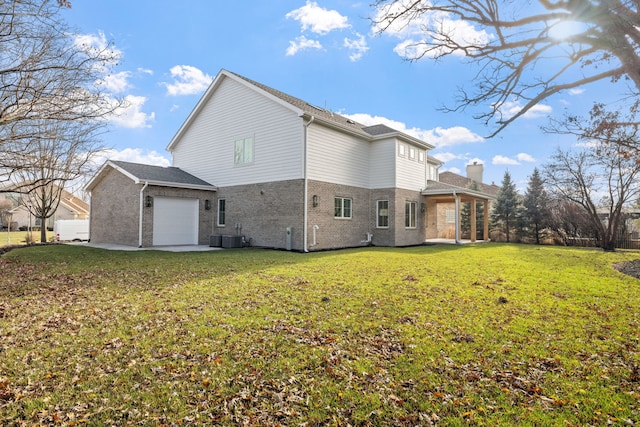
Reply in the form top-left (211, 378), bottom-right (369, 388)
top-left (446, 209), bottom-right (456, 224)
top-left (428, 164), bottom-right (438, 181)
top-left (409, 147), bottom-right (416, 160)
top-left (334, 197), bottom-right (352, 219)
top-left (377, 200), bottom-right (389, 228)
top-left (405, 201), bottom-right (417, 228)
top-left (418, 151), bottom-right (425, 163)
top-left (217, 199), bottom-right (226, 226)
top-left (398, 143), bottom-right (406, 157)
top-left (234, 136), bottom-right (254, 165)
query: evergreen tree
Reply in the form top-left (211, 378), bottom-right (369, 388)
top-left (492, 171), bottom-right (520, 242)
top-left (523, 168), bottom-right (550, 244)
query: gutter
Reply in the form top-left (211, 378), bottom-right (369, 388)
top-left (138, 182), bottom-right (148, 247)
top-left (453, 190), bottom-right (460, 244)
top-left (303, 116), bottom-right (315, 252)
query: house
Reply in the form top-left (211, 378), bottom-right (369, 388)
top-left (86, 69), bottom-right (496, 250)
top-left (0, 186), bottom-right (90, 230)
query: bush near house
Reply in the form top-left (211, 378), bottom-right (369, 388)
top-left (1, 244), bottom-right (639, 425)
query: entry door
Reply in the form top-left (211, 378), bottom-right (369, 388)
top-left (152, 197), bottom-right (199, 246)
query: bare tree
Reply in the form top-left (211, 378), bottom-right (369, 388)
top-left (372, 0), bottom-right (640, 136)
top-left (544, 141), bottom-right (640, 251)
top-left (0, 0), bottom-right (120, 191)
top-left (12, 119), bottom-right (102, 242)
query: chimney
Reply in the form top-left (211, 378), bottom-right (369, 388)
top-left (466, 161), bottom-right (483, 184)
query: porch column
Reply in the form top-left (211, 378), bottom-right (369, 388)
top-left (454, 192), bottom-right (460, 244)
top-left (470, 198), bottom-right (477, 242)
top-left (483, 200), bottom-right (489, 240)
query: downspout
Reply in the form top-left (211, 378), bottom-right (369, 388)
top-left (453, 190), bottom-right (460, 244)
top-left (138, 182), bottom-right (148, 247)
top-left (303, 116), bottom-right (315, 252)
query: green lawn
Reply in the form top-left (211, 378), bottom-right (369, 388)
top-left (0, 230), bottom-right (54, 246)
top-left (1, 244), bottom-right (639, 426)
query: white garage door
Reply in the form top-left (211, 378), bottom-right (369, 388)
top-left (152, 197), bottom-right (199, 246)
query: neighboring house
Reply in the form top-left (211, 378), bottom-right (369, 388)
top-left (0, 186), bottom-right (90, 230)
top-left (86, 69), bottom-right (496, 250)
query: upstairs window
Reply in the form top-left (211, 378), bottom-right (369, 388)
top-left (418, 151), bottom-right (425, 163)
top-left (334, 197), bottom-right (352, 219)
top-left (234, 136), bottom-right (253, 165)
top-left (398, 143), bottom-right (406, 157)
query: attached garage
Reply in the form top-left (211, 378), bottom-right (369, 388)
top-left (85, 160), bottom-right (217, 248)
top-left (152, 197), bottom-right (199, 246)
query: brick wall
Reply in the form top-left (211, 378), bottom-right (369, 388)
top-left (213, 180), bottom-right (305, 250)
top-left (89, 168), bottom-right (140, 246)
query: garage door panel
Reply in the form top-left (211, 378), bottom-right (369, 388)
top-left (152, 197), bottom-right (198, 246)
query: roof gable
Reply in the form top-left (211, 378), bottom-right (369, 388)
top-left (167, 69), bottom-right (435, 151)
top-left (85, 160), bottom-right (216, 192)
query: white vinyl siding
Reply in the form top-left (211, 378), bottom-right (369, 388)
top-left (307, 124), bottom-right (370, 188)
top-left (396, 141), bottom-right (428, 191)
top-left (152, 197), bottom-right (199, 246)
top-left (369, 139), bottom-right (396, 188)
top-left (171, 77), bottom-right (302, 186)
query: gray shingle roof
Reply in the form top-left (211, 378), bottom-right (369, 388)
top-left (111, 161), bottom-right (214, 188)
top-left (228, 71), bottom-right (368, 134)
top-left (362, 124), bottom-right (399, 136)
top-left (438, 171), bottom-right (500, 197)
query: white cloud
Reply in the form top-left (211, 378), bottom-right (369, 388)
top-left (163, 65), bottom-right (213, 96)
top-left (108, 95), bottom-right (155, 128)
top-left (94, 148), bottom-right (170, 167)
top-left (568, 88), bottom-right (585, 95)
top-left (374, 2), bottom-right (492, 59)
top-left (286, 1), bottom-right (350, 35)
top-left (73, 31), bottom-right (122, 72)
top-left (517, 153), bottom-right (536, 162)
top-left (492, 155), bottom-right (520, 165)
top-left (342, 113), bottom-right (483, 148)
top-left (431, 151), bottom-right (461, 163)
top-left (99, 71), bottom-right (131, 93)
top-left (500, 100), bottom-right (552, 120)
top-left (286, 36), bottom-right (323, 56)
top-left (422, 126), bottom-right (484, 148)
top-left (344, 33), bottom-right (369, 61)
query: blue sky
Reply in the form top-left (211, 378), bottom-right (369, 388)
top-left (63, 0), bottom-right (625, 191)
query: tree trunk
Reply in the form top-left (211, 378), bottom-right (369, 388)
top-left (40, 215), bottom-right (47, 243)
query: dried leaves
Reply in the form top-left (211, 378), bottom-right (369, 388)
top-left (1, 245), bottom-right (640, 425)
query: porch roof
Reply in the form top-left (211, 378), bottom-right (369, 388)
top-left (421, 180), bottom-right (497, 201)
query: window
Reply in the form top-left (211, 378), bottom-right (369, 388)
top-left (377, 200), bottom-right (389, 228)
top-left (446, 209), bottom-right (456, 224)
top-left (398, 143), bottom-right (406, 157)
top-left (334, 197), bottom-right (352, 219)
top-left (234, 136), bottom-right (253, 165)
top-left (405, 201), bottom-right (417, 228)
top-left (409, 147), bottom-right (416, 160)
top-left (217, 199), bottom-right (226, 226)
top-left (428, 164), bottom-right (438, 181)
top-left (418, 151), bottom-right (425, 163)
